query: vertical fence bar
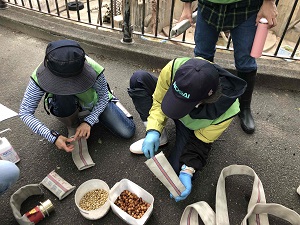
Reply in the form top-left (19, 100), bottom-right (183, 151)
top-left (226, 35), bottom-right (232, 50)
top-left (154, 0), bottom-right (159, 37)
top-left (141, 0), bottom-right (145, 35)
top-left (36, 0), bottom-right (41, 11)
top-left (87, 0), bottom-right (91, 23)
top-left (274, 0), bottom-right (298, 56)
top-left (98, 0), bottom-right (103, 26)
top-left (110, 0), bottom-right (114, 28)
top-left (45, 0), bottom-right (50, 13)
top-left (168, 0), bottom-right (175, 38)
top-left (55, 0), bottom-right (60, 16)
top-left (64, 0), bottom-right (70, 18)
top-left (182, 30), bottom-right (186, 42)
top-left (28, 0), bottom-right (33, 8)
top-left (122, 0), bottom-right (133, 43)
top-left (76, 0), bottom-right (81, 21)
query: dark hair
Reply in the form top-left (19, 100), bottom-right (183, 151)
top-left (201, 82), bottom-right (223, 104)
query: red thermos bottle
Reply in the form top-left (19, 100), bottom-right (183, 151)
top-left (250, 18), bottom-right (269, 58)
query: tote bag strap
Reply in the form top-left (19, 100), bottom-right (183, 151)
top-left (180, 165), bottom-right (300, 225)
top-left (242, 203), bottom-right (300, 225)
top-left (215, 165), bottom-right (268, 225)
top-left (180, 201), bottom-right (216, 225)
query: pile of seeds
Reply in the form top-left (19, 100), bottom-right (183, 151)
top-left (79, 189), bottom-right (108, 211)
top-left (114, 190), bottom-right (151, 219)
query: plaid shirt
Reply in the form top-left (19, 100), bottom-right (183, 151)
top-left (183, 0), bottom-right (263, 31)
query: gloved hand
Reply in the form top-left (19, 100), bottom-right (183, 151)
top-left (142, 130), bottom-right (160, 158)
top-left (170, 171), bottom-right (192, 202)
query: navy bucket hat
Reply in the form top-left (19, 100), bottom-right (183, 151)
top-left (36, 39), bottom-right (97, 95)
top-left (161, 58), bottom-right (220, 119)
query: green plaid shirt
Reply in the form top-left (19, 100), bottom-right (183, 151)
top-left (182, 0), bottom-right (263, 31)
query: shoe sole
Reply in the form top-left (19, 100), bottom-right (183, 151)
top-left (130, 142), bottom-right (168, 154)
top-left (241, 124), bottom-right (255, 134)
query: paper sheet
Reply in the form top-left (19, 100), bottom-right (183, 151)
top-left (0, 103), bottom-right (18, 122)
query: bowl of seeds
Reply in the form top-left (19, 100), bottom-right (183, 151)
top-left (109, 179), bottom-right (154, 225)
top-left (75, 179), bottom-right (110, 220)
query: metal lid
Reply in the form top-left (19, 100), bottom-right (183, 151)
top-left (39, 199), bottom-right (55, 216)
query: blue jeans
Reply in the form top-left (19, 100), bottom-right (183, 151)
top-left (49, 95), bottom-right (135, 139)
top-left (194, 7), bottom-right (258, 72)
top-left (0, 160), bottom-right (20, 195)
top-left (98, 101), bottom-right (136, 139)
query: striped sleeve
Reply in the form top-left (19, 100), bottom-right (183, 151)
top-left (19, 79), bottom-right (57, 143)
top-left (83, 73), bottom-right (109, 126)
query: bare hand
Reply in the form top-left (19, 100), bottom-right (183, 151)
top-left (73, 122), bottom-right (91, 140)
top-left (55, 135), bottom-right (75, 152)
top-left (180, 2), bottom-right (194, 25)
top-left (257, 0), bottom-right (278, 28)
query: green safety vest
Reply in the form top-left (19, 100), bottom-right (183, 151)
top-left (171, 57), bottom-right (240, 130)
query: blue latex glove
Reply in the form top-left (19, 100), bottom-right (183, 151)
top-left (170, 171), bottom-right (192, 202)
top-left (142, 130), bottom-right (160, 158)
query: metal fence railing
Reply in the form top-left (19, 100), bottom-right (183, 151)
top-left (4, 0), bottom-right (300, 61)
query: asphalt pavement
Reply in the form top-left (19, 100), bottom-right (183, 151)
top-left (0, 7), bottom-right (300, 225)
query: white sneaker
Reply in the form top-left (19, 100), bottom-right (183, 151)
top-left (129, 129), bottom-right (168, 154)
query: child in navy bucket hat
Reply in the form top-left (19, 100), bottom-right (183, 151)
top-left (19, 40), bottom-right (135, 164)
top-left (128, 57), bottom-right (247, 201)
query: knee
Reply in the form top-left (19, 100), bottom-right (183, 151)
top-left (0, 161), bottom-right (20, 194)
top-left (123, 121), bottom-right (136, 139)
top-left (129, 70), bottom-right (151, 89)
top-left (120, 126), bottom-right (136, 139)
top-left (0, 160), bottom-right (20, 178)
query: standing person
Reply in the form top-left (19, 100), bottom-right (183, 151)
top-left (0, 160), bottom-right (20, 195)
top-left (19, 39), bottom-right (135, 153)
top-left (178, 0), bottom-right (278, 134)
top-left (128, 57), bottom-right (247, 201)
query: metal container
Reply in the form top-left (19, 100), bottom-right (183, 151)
top-left (24, 199), bottom-right (54, 224)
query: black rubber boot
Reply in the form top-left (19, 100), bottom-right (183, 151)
top-left (237, 70), bottom-right (256, 134)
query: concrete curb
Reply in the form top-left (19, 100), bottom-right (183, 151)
top-left (1, 6), bottom-right (299, 91)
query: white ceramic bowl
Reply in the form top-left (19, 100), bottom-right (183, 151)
top-left (75, 179), bottom-right (110, 220)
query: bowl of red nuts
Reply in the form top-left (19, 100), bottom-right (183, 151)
top-left (109, 179), bottom-right (154, 225)
top-left (75, 179), bottom-right (110, 220)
